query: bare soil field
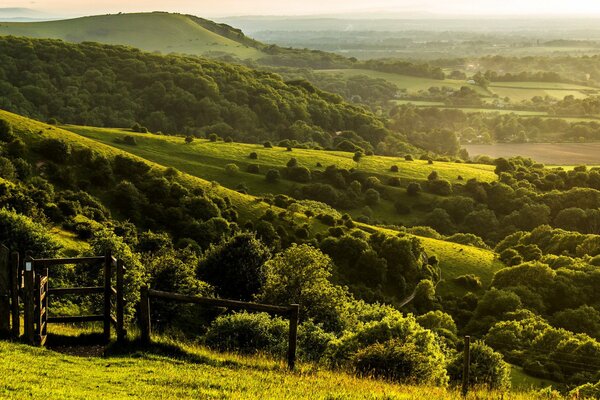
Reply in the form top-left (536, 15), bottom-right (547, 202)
top-left (464, 142), bottom-right (600, 165)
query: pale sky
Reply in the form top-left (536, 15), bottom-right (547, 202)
top-left (5, 0), bottom-right (600, 17)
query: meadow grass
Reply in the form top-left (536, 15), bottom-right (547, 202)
top-left (0, 335), bottom-right (554, 400)
top-left (65, 125), bottom-right (497, 185)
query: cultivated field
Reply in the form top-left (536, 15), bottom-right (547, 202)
top-left (465, 142), bottom-right (600, 165)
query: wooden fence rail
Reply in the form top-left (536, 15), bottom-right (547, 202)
top-left (140, 287), bottom-right (300, 369)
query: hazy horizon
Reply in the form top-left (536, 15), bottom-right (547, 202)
top-left (4, 0), bottom-right (600, 19)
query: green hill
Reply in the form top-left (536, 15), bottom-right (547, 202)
top-left (0, 12), bottom-right (264, 59)
top-left (59, 122), bottom-right (503, 296)
top-left (1, 109), bottom-right (504, 296)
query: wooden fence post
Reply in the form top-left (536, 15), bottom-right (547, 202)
top-left (10, 251), bottom-right (19, 338)
top-left (116, 259), bottom-right (125, 343)
top-left (23, 256), bottom-right (35, 345)
top-left (103, 252), bottom-right (112, 343)
top-left (0, 245), bottom-right (10, 336)
top-left (287, 304), bottom-right (299, 370)
top-left (462, 335), bottom-right (471, 397)
top-left (140, 285), bottom-right (151, 345)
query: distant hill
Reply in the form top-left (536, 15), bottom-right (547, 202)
top-left (0, 12), bottom-right (265, 59)
top-left (0, 7), bottom-right (58, 22)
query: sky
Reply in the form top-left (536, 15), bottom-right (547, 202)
top-left (4, 0), bottom-right (600, 18)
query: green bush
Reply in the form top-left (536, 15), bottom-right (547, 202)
top-left (123, 135), bottom-right (137, 145)
top-left (249, 152), bottom-right (258, 159)
top-left (247, 164), bottom-right (260, 174)
top-left (298, 320), bottom-right (336, 362)
top-left (406, 182), bottom-right (421, 196)
top-left (224, 163), bottom-right (239, 176)
top-left (0, 209), bottom-right (60, 257)
top-left (36, 138), bottom-right (71, 164)
top-left (0, 119), bottom-right (15, 142)
top-left (204, 312), bottom-right (287, 356)
top-left (453, 274), bottom-right (483, 290)
top-left (353, 339), bottom-right (445, 385)
top-left (265, 169), bottom-right (280, 183)
top-left (447, 341), bottom-right (511, 390)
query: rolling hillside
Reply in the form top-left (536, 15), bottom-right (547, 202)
top-left (0, 12), bottom-right (264, 59)
top-left (2, 109), bottom-right (505, 296)
top-left (58, 122), bottom-right (504, 296)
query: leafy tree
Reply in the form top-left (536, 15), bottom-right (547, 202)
top-left (198, 232), bottom-right (271, 301)
top-left (258, 244), bottom-right (350, 331)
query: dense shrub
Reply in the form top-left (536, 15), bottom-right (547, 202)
top-left (265, 169), bottom-right (280, 183)
top-left (287, 166), bottom-right (311, 183)
top-left (453, 274), bottom-right (483, 290)
top-left (247, 164), bottom-right (260, 174)
top-left (390, 165), bottom-right (399, 172)
top-left (447, 341), bottom-right (511, 390)
top-left (406, 182), bottom-right (421, 196)
top-left (208, 133), bottom-right (219, 142)
top-left (224, 163), bottom-right (239, 176)
top-left (0, 119), bottom-right (15, 142)
top-left (428, 179), bottom-right (452, 196)
top-left (123, 135), bottom-right (137, 145)
top-left (365, 188), bottom-right (380, 206)
top-left (249, 152), bottom-right (258, 159)
top-left (36, 138), bottom-right (71, 163)
top-left (204, 312), bottom-right (287, 356)
top-left (0, 208), bottom-right (60, 257)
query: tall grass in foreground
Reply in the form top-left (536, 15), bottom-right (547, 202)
top-left (0, 326), bottom-right (561, 399)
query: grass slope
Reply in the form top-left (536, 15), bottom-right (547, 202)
top-left (62, 124), bottom-right (504, 295)
top-left (0, 339), bottom-right (548, 400)
top-left (0, 12), bottom-right (263, 59)
top-left (0, 109), bottom-right (503, 296)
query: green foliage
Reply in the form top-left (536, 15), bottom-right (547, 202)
top-left (447, 341), bottom-right (511, 390)
top-left (0, 119), bottom-right (15, 142)
top-left (198, 233), bottom-right (271, 301)
top-left (204, 312), bottom-right (287, 356)
top-left (87, 230), bottom-right (145, 323)
top-left (0, 208), bottom-right (60, 256)
top-left (258, 244), bottom-right (350, 331)
top-left (265, 169), bottom-right (280, 183)
top-left (224, 163), bottom-right (239, 176)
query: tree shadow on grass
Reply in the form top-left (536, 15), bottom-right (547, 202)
top-left (105, 339), bottom-right (248, 370)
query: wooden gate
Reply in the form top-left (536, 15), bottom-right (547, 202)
top-left (0, 246), bottom-right (126, 346)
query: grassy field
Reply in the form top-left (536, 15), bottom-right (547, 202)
top-left (0, 13), bottom-right (263, 59)
top-left (315, 68), bottom-right (491, 96)
top-left (465, 142), bottom-right (600, 165)
top-left (315, 68), bottom-right (597, 103)
top-left (0, 337), bottom-right (555, 400)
